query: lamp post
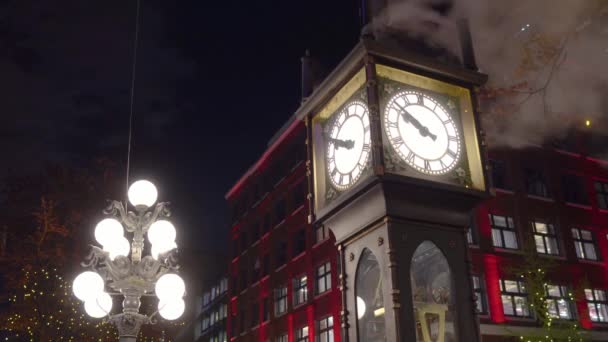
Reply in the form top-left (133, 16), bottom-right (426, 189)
top-left (73, 180), bottom-right (185, 341)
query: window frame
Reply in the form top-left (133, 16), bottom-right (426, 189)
top-left (315, 225), bottom-right (329, 244)
top-left (500, 279), bottom-right (531, 318)
top-left (489, 214), bottom-right (519, 250)
top-left (562, 174), bottom-right (589, 205)
top-left (532, 221), bottom-right (560, 256)
top-left (316, 261), bottom-right (332, 295)
top-left (316, 316), bottom-right (334, 342)
top-left (274, 285), bottom-right (288, 317)
top-left (572, 228), bottom-right (600, 261)
top-left (545, 284), bottom-right (575, 320)
top-left (293, 274), bottom-right (308, 307)
top-left (490, 159), bottom-right (510, 190)
top-left (472, 275), bottom-right (488, 315)
top-left (595, 180), bottom-right (608, 210)
top-left (586, 288), bottom-right (608, 323)
top-left (525, 167), bottom-right (550, 198)
top-left (295, 326), bottom-right (309, 342)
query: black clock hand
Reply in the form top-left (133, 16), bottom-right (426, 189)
top-left (328, 137), bottom-right (355, 150)
top-left (394, 104), bottom-right (437, 141)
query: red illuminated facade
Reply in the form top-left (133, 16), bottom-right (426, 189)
top-left (225, 120), bottom-right (341, 342)
top-left (227, 117), bottom-right (608, 341)
top-left (471, 137), bottom-right (608, 340)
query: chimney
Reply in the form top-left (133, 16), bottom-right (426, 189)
top-left (457, 19), bottom-right (478, 70)
top-left (301, 50), bottom-right (313, 102)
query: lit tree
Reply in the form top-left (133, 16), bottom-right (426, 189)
top-left (0, 161), bottom-right (184, 340)
top-left (505, 239), bottom-right (587, 342)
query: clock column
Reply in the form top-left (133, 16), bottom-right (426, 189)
top-left (363, 55), bottom-right (384, 177)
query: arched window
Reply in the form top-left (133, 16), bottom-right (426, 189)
top-left (355, 249), bottom-right (385, 342)
top-left (410, 241), bottom-right (458, 342)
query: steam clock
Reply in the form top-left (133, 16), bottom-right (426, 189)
top-left (297, 24), bottom-right (488, 342)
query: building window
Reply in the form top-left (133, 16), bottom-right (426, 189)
top-left (251, 220), bottom-right (260, 243)
top-left (276, 333), bottom-right (288, 342)
top-left (262, 296), bottom-right (270, 322)
top-left (500, 279), bottom-right (530, 317)
top-left (262, 254), bottom-right (270, 276)
top-left (586, 289), bottom-right (608, 322)
top-left (263, 211), bottom-right (271, 234)
top-left (276, 240), bottom-right (287, 267)
top-left (595, 181), bottom-right (608, 209)
top-left (251, 301), bottom-right (259, 327)
top-left (240, 231), bottom-right (248, 252)
top-left (472, 275), bottom-right (488, 315)
top-left (562, 174), bottom-right (589, 205)
top-left (294, 228), bottom-right (307, 256)
top-left (294, 180), bottom-right (307, 209)
top-left (295, 326), bottom-right (309, 342)
top-left (490, 214), bottom-right (518, 249)
top-left (572, 228), bottom-right (599, 261)
top-left (316, 261), bottom-right (332, 295)
top-left (490, 159), bottom-right (509, 190)
top-left (274, 285), bottom-right (287, 316)
top-left (316, 316), bottom-right (334, 342)
top-left (546, 285), bottom-right (574, 319)
top-left (525, 168), bottom-right (549, 198)
top-left (274, 196), bottom-right (287, 224)
top-left (293, 274), bottom-right (308, 306)
top-left (315, 225), bottom-right (329, 244)
top-left (221, 303), bottom-right (227, 319)
top-left (532, 221), bottom-right (560, 255)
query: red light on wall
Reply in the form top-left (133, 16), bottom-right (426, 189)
top-left (483, 254), bottom-right (505, 323)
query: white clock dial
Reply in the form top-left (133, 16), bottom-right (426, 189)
top-left (384, 90), bottom-right (461, 175)
top-left (326, 101), bottom-right (371, 190)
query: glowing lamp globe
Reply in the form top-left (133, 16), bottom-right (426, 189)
top-left (158, 298), bottom-right (185, 320)
top-left (147, 220), bottom-right (176, 246)
top-left (105, 236), bottom-right (131, 260)
top-left (155, 273), bottom-right (185, 300)
top-left (73, 271), bottom-right (104, 301)
top-left (84, 292), bottom-right (112, 318)
top-left (128, 180), bottom-right (158, 208)
top-left (356, 296), bottom-right (366, 320)
top-left (94, 218), bottom-right (124, 246)
top-left (151, 240), bottom-right (177, 260)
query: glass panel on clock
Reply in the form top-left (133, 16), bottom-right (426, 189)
top-left (375, 64), bottom-right (485, 191)
top-left (411, 241), bottom-right (458, 342)
top-left (312, 68), bottom-right (371, 213)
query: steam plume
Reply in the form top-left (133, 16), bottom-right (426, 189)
top-left (368, 0), bottom-right (608, 148)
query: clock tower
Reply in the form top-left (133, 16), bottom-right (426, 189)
top-left (296, 3), bottom-right (488, 341)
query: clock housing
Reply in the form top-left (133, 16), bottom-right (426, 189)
top-left (377, 64), bottom-right (484, 191)
top-left (311, 68), bottom-right (372, 212)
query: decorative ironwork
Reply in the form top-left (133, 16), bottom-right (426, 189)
top-left (77, 198), bottom-right (182, 341)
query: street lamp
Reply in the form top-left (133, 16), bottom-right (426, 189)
top-left (73, 180), bottom-right (185, 341)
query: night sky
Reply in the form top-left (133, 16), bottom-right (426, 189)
top-left (1, 1), bottom-right (361, 254)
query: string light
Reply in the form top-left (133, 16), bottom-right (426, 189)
top-left (2, 267), bottom-right (183, 340)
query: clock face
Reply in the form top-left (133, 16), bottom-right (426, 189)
top-left (326, 101), bottom-right (371, 190)
top-left (384, 90), bottom-right (461, 175)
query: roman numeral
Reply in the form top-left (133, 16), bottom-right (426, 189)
top-left (327, 156), bottom-right (335, 165)
top-left (339, 174), bottom-right (344, 185)
top-left (448, 135), bottom-right (458, 142)
top-left (442, 119), bottom-right (452, 125)
top-left (364, 124), bottom-right (370, 133)
top-left (362, 143), bottom-right (371, 153)
top-left (439, 159), bottom-right (447, 169)
top-left (391, 136), bottom-right (404, 146)
top-left (416, 94), bottom-right (424, 104)
top-left (447, 149), bottom-right (458, 158)
top-left (387, 121), bottom-right (398, 129)
top-left (331, 168), bottom-right (338, 177)
top-left (424, 159), bottom-right (431, 171)
top-left (406, 151), bottom-right (416, 163)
